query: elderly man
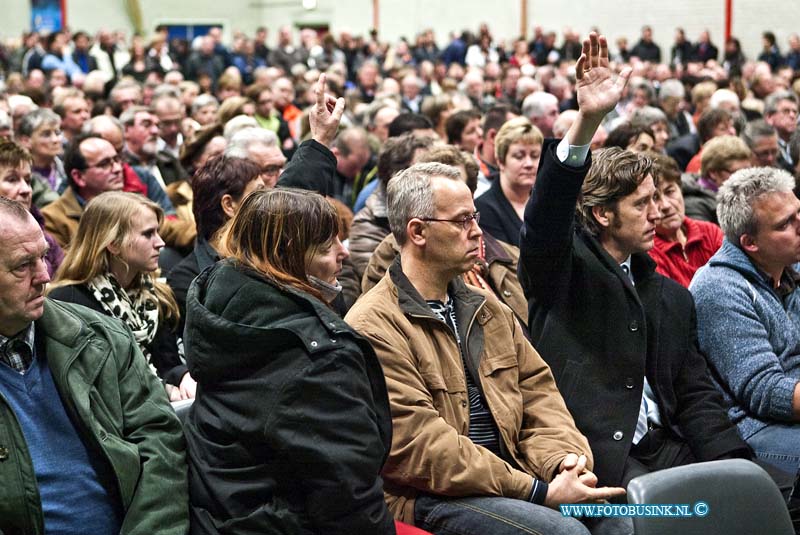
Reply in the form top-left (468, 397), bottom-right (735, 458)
top-left (521, 91), bottom-right (559, 137)
top-left (0, 196), bottom-right (187, 534)
top-left (691, 167), bottom-right (800, 478)
top-left (764, 91), bottom-right (799, 171)
top-left (120, 106), bottom-right (188, 189)
top-left (224, 128), bottom-right (287, 188)
top-left (519, 32), bottom-right (757, 492)
top-left (743, 120), bottom-right (782, 169)
top-left (346, 160), bottom-right (628, 535)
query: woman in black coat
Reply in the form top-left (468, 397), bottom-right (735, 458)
top-left (183, 188), bottom-right (395, 534)
top-left (475, 116), bottom-right (543, 247)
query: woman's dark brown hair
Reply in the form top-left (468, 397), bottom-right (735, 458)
top-left (222, 188), bottom-right (340, 301)
top-left (192, 154), bottom-right (262, 241)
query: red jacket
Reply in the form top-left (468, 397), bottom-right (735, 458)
top-left (650, 217), bottom-right (723, 288)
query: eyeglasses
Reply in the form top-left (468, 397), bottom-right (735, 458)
top-left (419, 211), bottom-right (481, 231)
top-left (86, 155), bottom-right (123, 171)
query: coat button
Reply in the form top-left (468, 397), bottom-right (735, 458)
top-left (628, 320), bottom-right (639, 332)
top-left (310, 341), bottom-right (318, 348)
top-left (330, 339), bottom-right (336, 343)
top-left (625, 377), bottom-right (635, 389)
top-left (461, 400), bottom-right (468, 408)
top-left (613, 431), bottom-right (624, 441)
top-left (0, 445), bottom-right (8, 460)
top-left (502, 290), bottom-right (512, 297)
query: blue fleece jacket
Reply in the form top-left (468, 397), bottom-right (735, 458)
top-left (690, 239), bottom-right (800, 440)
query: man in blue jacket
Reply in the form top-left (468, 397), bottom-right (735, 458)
top-left (691, 166), bottom-right (800, 477)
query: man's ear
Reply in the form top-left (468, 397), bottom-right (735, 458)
top-left (406, 218), bottom-right (427, 247)
top-left (70, 168), bottom-right (86, 189)
top-left (740, 232), bottom-right (758, 254)
top-left (220, 193), bottom-right (236, 219)
top-left (591, 205), bottom-right (612, 230)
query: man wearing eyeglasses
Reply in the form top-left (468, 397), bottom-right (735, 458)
top-left (764, 91), bottom-right (799, 171)
top-left (346, 160), bottom-right (629, 535)
top-left (41, 134), bottom-right (124, 248)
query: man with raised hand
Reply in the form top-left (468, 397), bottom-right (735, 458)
top-left (519, 33), bottom-right (757, 491)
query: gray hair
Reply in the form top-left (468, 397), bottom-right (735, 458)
top-left (223, 116), bottom-right (260, 141)
top-left (152, 84), bottom-right (181, 101)
top-left (709, 89), bottom-right (740, 110)
top-left (387, 162), bottom-right (463, 246)
top-left (659, 79), bottom-right (685, 100)
top-left (191, 94), bottom-right (219, 116)
top-left (17, 108), bottom-right (60, 137)
top-left (225, 127), bottom-right (279, 158)
top-left (521, 91), bottom-right (558, 119)
top-left (119, 105), bottom-right (152, 127)
top-left (717, 167), bottom-right (796, 244)
top-left (741, 120), bottom-right (777, 149)
top-left (764, 90), bottom-right (799, 115)
top-left (630, 106), bottom-right (668, 129)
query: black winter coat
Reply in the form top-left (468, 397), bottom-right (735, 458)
top-left (518, 140), bottom-right (750, 487)
top-left (183, 260), bottom-right (395, 534)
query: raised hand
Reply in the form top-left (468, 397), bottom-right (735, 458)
top-left (575, 32), bottom-right (632, 121)
top-left (309, 72), bottom-right (345, 148)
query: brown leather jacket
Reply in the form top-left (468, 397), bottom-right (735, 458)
top-left (345, 259), bottom-right (591, 524)
top-left (362, 232), bottom-right (529, 329)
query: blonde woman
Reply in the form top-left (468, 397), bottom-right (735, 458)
top-left (474, 116), bottom-right (543, 246)
top-left (48, 191), bottom-right (195, 400)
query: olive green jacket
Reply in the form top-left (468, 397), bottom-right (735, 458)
top-left (0, 299), bottom-right (188, 534)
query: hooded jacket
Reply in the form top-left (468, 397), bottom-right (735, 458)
top-left (183, 259), bottom-right (394, 534)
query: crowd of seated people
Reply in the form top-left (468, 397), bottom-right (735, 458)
top-left (3, 17), bottom-right (800, 534)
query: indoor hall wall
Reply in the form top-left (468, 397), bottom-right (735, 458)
top-left (0, 0), bottom-right (798, 63)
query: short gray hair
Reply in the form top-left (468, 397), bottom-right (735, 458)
top-left (17, 108), bottom-right (60, 137)
top-left (191, 94), bottom-right (219, 116)
top-left (659, 79), bottom-right (685, 100)
top-left (225, 127), bottom-right (278, 158)
top-left (630, 106), bottom-right (668, 129)
top-left (119, 105), bottom-right (152, 127)
top-left (765, 90), bottom-right (799, 115)
top-left (717, 167), bottom-right (796, 244)
top-left (222, 116), bottom-right (259, 141)
top-left (521, 91), bottom-right (558, 119)
top-left (741, 120), bottom-right (777, 149)
top-left (387, 162), bottom-right (463, 246)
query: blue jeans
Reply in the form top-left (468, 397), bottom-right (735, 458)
top-left (414, 494), bottom-right (633, 535)
top-left (747, 422), bottom-right (800, 478)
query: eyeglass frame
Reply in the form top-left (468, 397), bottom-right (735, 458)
top-left (84, 154), bottom-right (123, 172)
top-left (418, 211), bottom-right (481, 231)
